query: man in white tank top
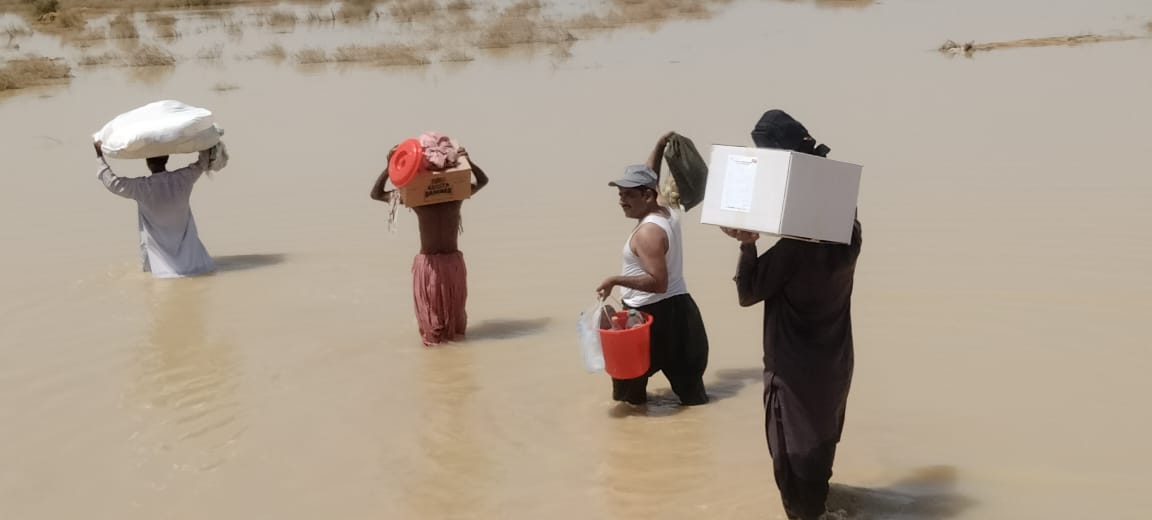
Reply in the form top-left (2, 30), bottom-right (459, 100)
top-left (596, 148), bottom-right (710, 407)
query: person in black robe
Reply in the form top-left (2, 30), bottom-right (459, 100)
top-left (721, 109), bottom-right (862, 520)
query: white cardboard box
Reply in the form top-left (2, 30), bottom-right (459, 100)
top-left (699, 144), bottom-right (862, 244)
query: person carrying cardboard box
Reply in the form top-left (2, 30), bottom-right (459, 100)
top-left (595, 133), bottom-right (711, 408)
top-left (370, 143), bottom-right (489, 346)
top-left (720, 110), bottom-right (861, 520)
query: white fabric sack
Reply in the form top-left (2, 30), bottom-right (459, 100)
top-left (93, 100), bottom-right (222, 159)
top-left (577, 301), bottom-right (607, 373)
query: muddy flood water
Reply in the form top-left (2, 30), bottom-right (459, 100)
top-left (1, 0), bottom-right (1151, 518)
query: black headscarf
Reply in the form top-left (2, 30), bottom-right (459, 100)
top-left (751, 109), bottom-right (831, 158)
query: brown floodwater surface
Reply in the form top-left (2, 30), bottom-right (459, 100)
top-left (2, 0), bottom-right (1151, 518)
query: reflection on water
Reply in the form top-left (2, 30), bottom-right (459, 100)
top-left (127, 278), bottom-right (243, 475)
top-left (401, 345), bottom-right (496, 519)
top-left (599, 409), bottom-right (715, 519)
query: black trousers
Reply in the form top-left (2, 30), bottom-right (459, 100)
top-left (766, 383), bottom-right (841, 520)
top-left (610, 293), bottom-right (709, 405)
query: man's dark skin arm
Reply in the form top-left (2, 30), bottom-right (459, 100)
top-left (646, 131), bottom-right (675, 177)
top-left (370, 167), bottom-right (391, 202)
top-left (460, 147), bottom-right (489, 195)
top-left (370, 146), bottom-right (398, 203)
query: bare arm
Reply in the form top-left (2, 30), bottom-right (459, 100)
top-left (597, 223), bottom-right (669, 298)
top-left (370, 146), bottom-right (398, 202)
top-left (457, 147), bottom-right (488, 195)
top-left (469, 158), bottom-right (489, 195)
top-left (646, 132), bottom-right (675, 177)
top-left (370, 166), bottom-right (392, 202)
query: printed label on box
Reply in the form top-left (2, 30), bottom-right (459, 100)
top-left (721, 155), bottom-right (758, 212)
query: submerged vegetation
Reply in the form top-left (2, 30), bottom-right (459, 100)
top-left (0, 55), bottom-right (70, 91)
top-left (939, 33), bottom-right (1148, 56)
top-left (29, 0), bottom-right (1133, 97)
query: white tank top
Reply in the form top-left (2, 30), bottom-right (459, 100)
top-left (620, 208), bottom-right (688, 308)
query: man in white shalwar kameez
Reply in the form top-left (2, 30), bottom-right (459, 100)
top-left (94, 141), bottom-right (216, 278)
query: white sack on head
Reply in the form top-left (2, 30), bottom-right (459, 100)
top-left (94, 100), bottom-right (221, 160)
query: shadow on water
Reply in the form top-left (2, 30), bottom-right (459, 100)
top-left (706, 367), bottom-right (762, 402)
top-left (213, 253), bottom-right (287, 272)
top-left (464, 317), bottom-right (551, 341)
top-left (829, 466), bottom-right (977, 520)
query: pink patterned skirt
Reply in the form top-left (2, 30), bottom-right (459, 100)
top-left (412, 251), bottom-right (468, 346)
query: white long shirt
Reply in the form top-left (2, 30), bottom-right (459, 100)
top-left (97, 153), bottom-right (216, 278)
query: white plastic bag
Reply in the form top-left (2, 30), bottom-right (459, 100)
top-left (93, 100), bottom-right (222, 159)
top-left (577, 301), bottom-right (607, 373)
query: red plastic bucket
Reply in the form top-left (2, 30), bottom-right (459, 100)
top-left (599, 311), bottom-right (652, 380)
top-left (389, 138), bottom-right (425, 188)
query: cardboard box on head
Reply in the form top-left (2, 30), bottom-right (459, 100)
top-left (400, 156), bottom-right (473, 208)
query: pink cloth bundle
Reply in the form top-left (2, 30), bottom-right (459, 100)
top-left (419, 132), bottom-right (461, 171)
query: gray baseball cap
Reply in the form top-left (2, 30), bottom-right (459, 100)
top-left (608, 164), bottom-right (658, 189)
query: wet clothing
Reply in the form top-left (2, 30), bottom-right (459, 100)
top-left (613, 209), bottom-right (708, 404)
top-left (620, 209), bottom-right (686, 308)
top-left (412, 251), bottom-right (468, 346)
top-left (736, 220), bottom-right (862, 520)
top-left (97, 153), bottom-right (216, 278)
top-left (611, 293), bottom-right (709, 406)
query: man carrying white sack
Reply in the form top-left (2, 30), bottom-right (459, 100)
top-left (93, 141), bottom-right (217, 278)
